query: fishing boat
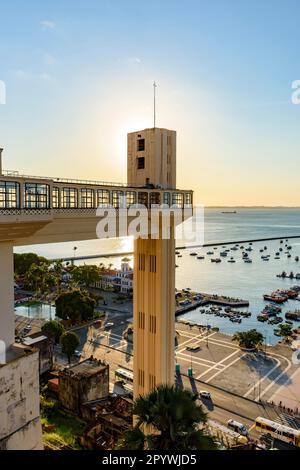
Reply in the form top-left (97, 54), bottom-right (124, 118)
top-left (257, 314), bottom-right (268, 322)
top-left (263, 294), bottom-right (286, 304)
top-left (285, 310), bottom-right (300, 320)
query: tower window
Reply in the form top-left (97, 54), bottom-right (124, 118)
top-left (137, 157), bottom-right (145, 169)
top-left (137, 138), bottom-right (145, 151)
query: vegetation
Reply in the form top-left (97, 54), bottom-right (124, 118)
top-left (42, 320), bottom-right (65, 344)
top-left (40, 395), bottom-right (84, 449)
top-left (25, 262), bottom-right (56, 294)
top-left (72, 264), bottom-right (101, 287)
top-left (14, 252), bottom-right (50, 276)
top-left (60, 331), bottom-right (80, 363)
top-left (277, 323), bottom-right (293, 338)
top-left (55, 288), bottom-right (96, 322)
top-left (117, 385), bottom-right (216, 450)
top-left (232, 329), bottom-right (264, 349)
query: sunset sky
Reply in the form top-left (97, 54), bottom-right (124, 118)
top-left (0, 0), bottom-right (300, 206)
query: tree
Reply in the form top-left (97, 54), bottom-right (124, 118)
top-left (51, 260), bottom-right (64, 293)
top-left (25, 262), bottom-right (56, 295)
top-left (277, 324), bottom-right (293, 338)
top-left (232, 329), bottom-right (264, 349)
top-left (60, 331), bottom-right (80, 363)
top-left (55, 289), bottom-right (96, 322)
top-left (117, 385), bottom-right (216, 450)
top-left (42, 320), bottom-right (65, 344)
top-left (14, 252), bottom-right (49, 276)
top-left (72, 264), bottom-right (100, 287)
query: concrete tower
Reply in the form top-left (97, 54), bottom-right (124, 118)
top-left (128, 128), bottom-right (176, 397)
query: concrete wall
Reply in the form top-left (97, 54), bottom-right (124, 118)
top-left (0, 349), bottom-right (43, 449)
top-left (127, 128), bottom-right (176, 189)
top-left (59, 365), bottom-right (109, 413)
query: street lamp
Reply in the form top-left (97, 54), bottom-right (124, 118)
top-left (72, 246), bottom-right (77, 266)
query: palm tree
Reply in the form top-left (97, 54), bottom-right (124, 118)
top-left (52, 260), bottom-right (63, 294)
top-left (117, 385), bottom-right (216, 450)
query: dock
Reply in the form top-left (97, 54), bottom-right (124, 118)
top-left (175, 291), bottom-right (249, 316)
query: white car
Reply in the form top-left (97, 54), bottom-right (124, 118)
top-left (199, 391), bottom-right (211, 399)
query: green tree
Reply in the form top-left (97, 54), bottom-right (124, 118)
top-left (117, 385), bottom-right (216, 450)
top-left (42, 320), bottom-right (65, 344)
top-left (232, 329), bottom-right (264, 349)
top-left (277, 324), bottom-right (293, 338)
top-left (51, 260), bottom-right (64, 293)
top-left (14, 252), bottom-right (50, 276)
top-left (60, 331), bottom-right (80, 363)
top-left (72, 264), bottom-right (100, 287)
top-left (25, 262), bottom-right (56, 295)
top-left (55, 289), bottom-right (96, 322)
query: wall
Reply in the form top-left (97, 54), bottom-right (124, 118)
top-left (0, 349), bottom-right (43, 450)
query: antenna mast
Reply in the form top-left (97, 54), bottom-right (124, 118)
top-left (153, 81), bottom-right (157, 128)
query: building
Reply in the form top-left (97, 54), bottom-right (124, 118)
top-left (92, 262), bottom-right (133, 294)
top-left (0, 128), bottom-right (192, 447)
top-left (0, 345), bottom-right (43, 450)
top-left (129, 128), bottom-right (179, 397)
top-left (58, 357), bottom-right (109, 414)
top-left (23, 333), bottom-right (52, 375)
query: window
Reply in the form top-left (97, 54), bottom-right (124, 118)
top-left (62, 188), bottom-right (78, 208)
top-left (150, 192), bottom-right (160, 206)
top-left (138, 192), bottom-right (148, 207)
top-left (138, 369), bottom-right (145, 387)
top-left (138, 253), bottom-right (145, 271)
top-left (149, 315), bottom-right (156, 333)
top-left (138, 311), bottom-right (145, 329)
top-left (97, 189), bottom-right (110, 207)
top-left (172, 192), bottom-right (184, 207)
top-left (137, 157), bottom-right (145, 169)
top-left (150, 254), bottom-right (156, 273)
top-left (163, 192), bottom-right (170, 206)
top-left (52, 187), bottom-right (59, 208)
top-left (112, 190), bottom-right (124, 208)
top-left (80, 188), bottom-right (94, 208)
top-left (149, 374), bottom-right (156, 390)
top-left (137, 138), bottom-right (145, 151)
top-left (184, 193), bottom-right (192, 205)
top-left (0, 181), bottom-right (19, 208)
top-left (126, 191), bottom-right (136, 206)
top-left (25, 183), bottom-right (49, 208)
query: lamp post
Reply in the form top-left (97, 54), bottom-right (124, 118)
top-left (72, 246), bottom-right (77, 266)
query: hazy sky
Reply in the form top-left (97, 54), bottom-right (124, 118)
top-left (0, 0), bottom-right (299, 206)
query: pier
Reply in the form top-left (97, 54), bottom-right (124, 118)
top-left (175, 291), bottom-right (249, 316)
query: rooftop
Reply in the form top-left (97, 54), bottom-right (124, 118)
top-left (61, 357), bottom-right (108, 379)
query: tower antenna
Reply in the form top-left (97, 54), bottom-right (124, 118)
top-left (153, 81), bottom-right (157, 128)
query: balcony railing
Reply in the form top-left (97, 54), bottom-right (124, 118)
top-left (0, 174), bottom-right (193, 211)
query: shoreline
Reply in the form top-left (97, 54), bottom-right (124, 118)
top-left (49, 234), bottom-right (300, 262)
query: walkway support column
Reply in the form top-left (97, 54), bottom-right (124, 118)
top-left (133, 235), bottom-right (175, 398)
top-left (0, 242), bottom-right (15, 349)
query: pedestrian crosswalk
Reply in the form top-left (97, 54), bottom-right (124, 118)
top-left (276, 413), bottom-right (300, 429)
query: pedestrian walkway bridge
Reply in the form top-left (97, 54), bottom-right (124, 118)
top-left (0, 171), bottom-right (193, 245)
